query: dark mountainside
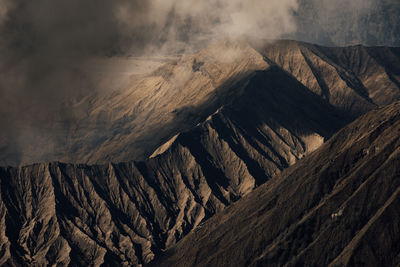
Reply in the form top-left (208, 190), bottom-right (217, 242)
top-left (151, 102), bottom-right (400, 267)
top-left (0, 40), bottom-right (399, 266)
top-left (258, 40), bottom-right (400, 113)
top-left (1, 40), bottom-right (400, 166)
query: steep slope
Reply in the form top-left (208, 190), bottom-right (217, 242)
top-left (0, 66), bottom-right (347, 266)
top-left (151, 102), bottom-right (400, 267)
top-left (2, 40), bottom-right (400, 166)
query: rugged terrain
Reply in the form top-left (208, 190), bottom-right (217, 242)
top-left (0, 40), bottom-right (399, 266)
top-left (151, 102), bottom-right (400, 267)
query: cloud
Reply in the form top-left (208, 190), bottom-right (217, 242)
top-left (145, 0), bottom-right (299, 53)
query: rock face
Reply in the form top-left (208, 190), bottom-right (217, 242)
top-left (1, 40), bottom-right (400, 166)
top-left (151, 102), bottom-right (400, 267)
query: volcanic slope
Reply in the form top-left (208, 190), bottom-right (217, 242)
top-left (0, 65), bottom-right (348, 266)
top-left (151, 101), bottom-right (400, 267)
top-left (258, 40), bottom-right (400, 116)
top-left (1, 40), bottom-right (400, 166)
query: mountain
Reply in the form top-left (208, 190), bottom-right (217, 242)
top-left (1, 39), bottom-right (400, 166)
top-left (0, 39), bottom-right (399, 266)
top-left (150, 101), bottom-right (400, 267)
